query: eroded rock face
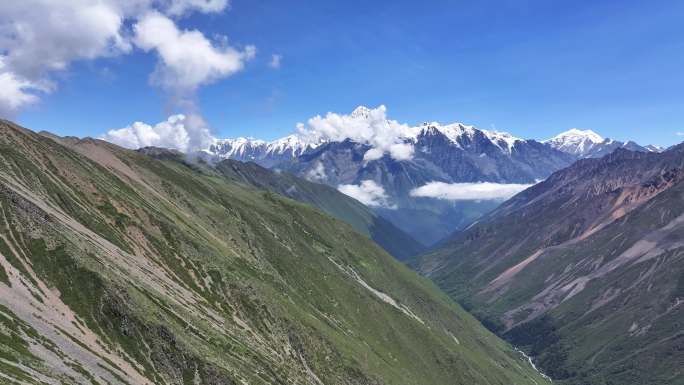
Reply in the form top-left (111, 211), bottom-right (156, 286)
top-left (415, 145), bottom-right (684, 385)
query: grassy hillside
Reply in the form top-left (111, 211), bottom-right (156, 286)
top-left (211, 158), bottom-right (425, 260)
top-left (0, 120), bottom-right (548, 385)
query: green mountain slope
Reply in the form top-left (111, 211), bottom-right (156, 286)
top-left (0, 120), bottom-right (548, 385)
top-left (210, 158), bottom-right (425, 260)
top-left (414, 147), bottom-right (684, 385)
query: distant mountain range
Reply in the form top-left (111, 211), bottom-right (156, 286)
top-left (412, 145), bottom-right (684, 385)
top-left (207, 134), bottom-right (320, 168)
top-left (199, 107), bottom-right (661, 245)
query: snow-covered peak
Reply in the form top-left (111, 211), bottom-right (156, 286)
top-left (409, 122), bottom-right (521, 152)
top-left (209, 137), bottom-right (266, 157)
top-left (215, 136), bottom-right (266, 146)
top-left (643, 144), bottom-right (664, 153)
top-left (545, 129), bottom-right (605, 155)
top-left (266, 134), bottom-right (323, 155)
top-left (207, 133), bottom-right (324, 161)
top-left (482, 130), bottom-right (522, 152)
top-left (545, 128), bottom-right (604, 143)
top-left (411, 122), bottom-right (477, 142)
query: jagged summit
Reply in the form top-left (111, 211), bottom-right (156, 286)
top-left (550, 128), bottom-right (604, 142)
top-left (206, 133), bottom-right (322, 167)
top-left (410, 122), bottom-right (522, 153)
top-left (207, 118), bottom-right (530, 165)
top-left (544, 128), bottom-right (604, 155)
top-left (545, 128), bottom-right (660, 158)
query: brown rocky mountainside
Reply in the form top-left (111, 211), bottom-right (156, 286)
top-left (414, 146), bottom-right (684, 385)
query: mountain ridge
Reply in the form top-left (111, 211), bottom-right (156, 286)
top-left (203, 108), bottom-right (661, 166)
top-left (197, 108), bottom-right (660, 245)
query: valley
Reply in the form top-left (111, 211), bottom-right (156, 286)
top-left (414, 146), bottom-right (684, 384)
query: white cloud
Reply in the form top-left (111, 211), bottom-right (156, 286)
top-left (133, 12), bottom-right (255, 93)
top-left (676, 132), bottom-right (684, 137)
top-left (409, 182), bottom-right (532, 201)
top-left (166, 0), bottom-right (229, 16)
top-left (100, 114), bottom-right (214, 152)
top-left (269, 54), bottom-right (282, 69)
top-left (0, 1), bottom-right (130, 79)
top-left (0, 0), bottom-right (133, 115)
top-left (297, 105), bottom-right (415, 161)
top-left (362, 148), bottom-right (384, 161)
top-left (0, 0), bottom-right (247, 118)
top-left (338, 180), bottom-right (395, 208)
top-left (388, 142), bottom-right (414, 160)
top-left (306, 162), bottom-right (327, 182)
top-left (0, 59), bottom-right (46, 115)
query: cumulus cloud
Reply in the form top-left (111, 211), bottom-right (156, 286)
top-left (133, 11), bottom-right (255, 93)
top-left (0, 1), bottom-right (130, 79)
top-left (100, 114), bottom-right (213, 152)
top-left (0, 0), bottom-right (248, 119)
top-left (338, 180), bottom-right (395, 208)
top-left (269, 54), bottom-right (282, 69)
top-left (0, 59), bottom-right (47, 116)
top-left (297, 105), bottom-right (415, 161)
top-left (410, 182), bottom-right (532, 201)
top-left (0, 0), bottom-right (132, 114)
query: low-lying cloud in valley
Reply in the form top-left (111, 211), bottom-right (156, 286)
top-left (338, 180), bottom-right (395, 208)
top-left (410, 182), bottom-right (532, 201)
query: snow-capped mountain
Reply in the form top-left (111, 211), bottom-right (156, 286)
top-left (199, 107), bottom-right (661, 245)
top-left (404, 122), bottom-right (522, 154)
top-left (545, 128), bottom-right (661, 158)
top-left (544, 128), bottom-right (604, 156)
top-left (645, 144), bottom-right (665, 152)
top-left (199, 115), bottom-right (573, 244)
top-left (206, 114), bottom-right (661, 170)
top-left (206, 134), bottom-right (323, 167)
top-left (283, 123), bottom-right (575, 244)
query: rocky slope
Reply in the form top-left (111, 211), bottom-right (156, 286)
top-left (414, 146), bottom-right (684, 385)
top-left (0, 120), bottom-right (549, 385)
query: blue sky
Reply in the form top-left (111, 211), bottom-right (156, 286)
top-left (9, 0), bottom-right (684, 147)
